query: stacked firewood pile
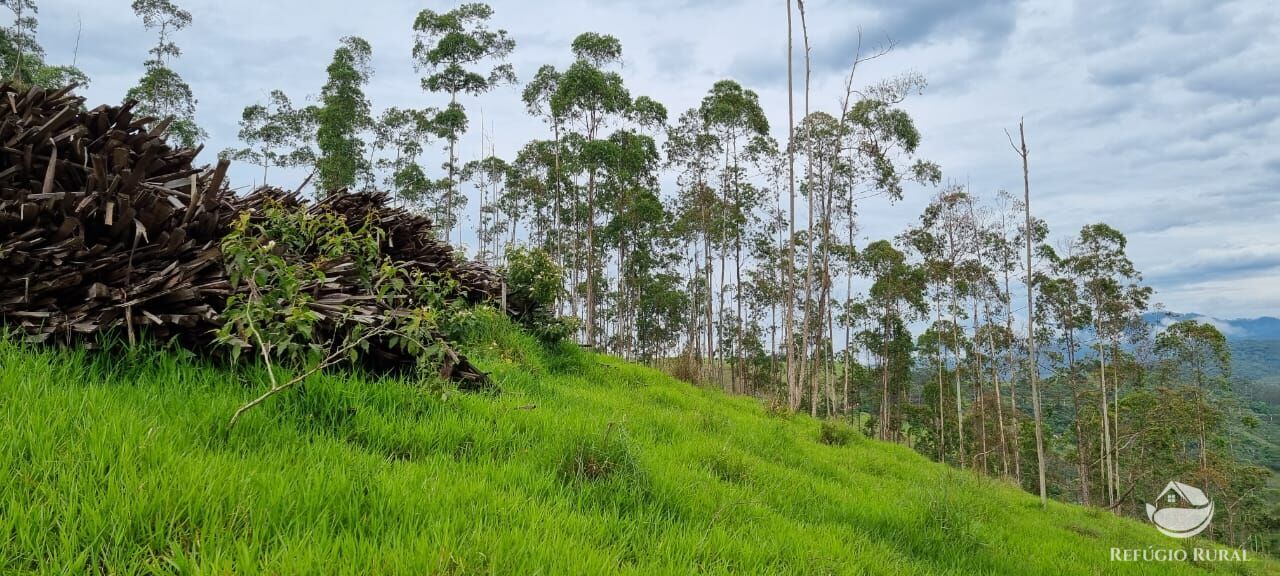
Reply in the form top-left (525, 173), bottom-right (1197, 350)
top-left (0, 84), bottom-right (518, 388)
top-left (0, 83), bottom-right (234, 345)
top-left (312, 191), bottom-right (533, 318)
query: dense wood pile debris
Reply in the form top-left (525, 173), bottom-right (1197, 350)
top-left (0, 84), bottom-right (522, 387)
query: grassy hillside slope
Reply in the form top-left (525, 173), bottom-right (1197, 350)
top-left (1, 315), bottom-right (1273, 575)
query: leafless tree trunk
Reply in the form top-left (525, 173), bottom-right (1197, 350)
top-left (797, 0), bottom-right (817, 416)
top-left (784, 0), bottom-right (798, 411)
top-left (1007, 118), bottom-right (1047, 507)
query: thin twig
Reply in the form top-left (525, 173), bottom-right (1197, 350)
top-left (227, 323), bottom-right (387, 428)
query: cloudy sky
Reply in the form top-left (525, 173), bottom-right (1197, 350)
top-left (39, 0), bottom-right (1280, 319)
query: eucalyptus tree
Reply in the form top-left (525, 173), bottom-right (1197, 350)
top-left (913, 187), bottom-right (973, 466)
top-left (1, 0), bottom-right (88, 88)
top-left (992, 190), bottom-right (1028, 481)
top-left (962, 204), bottom-right (1008, 473)
top-left (699, 79), bottom-right (769, 392)
top-left (859, 239), bottom-right (927, 440)
top-left (315, 36), bottom-right (373, 194)
top-left (461, 155), bottom-right (510, 263)
top-left (796, 0), bottom-right (818, 415)
top-left (602, 168), bottom-right (681, 360)
top-left (1132, 332), bottom-right (1253, 541)
top-left (745, 200), bottom-right (789, 393)
top-left (747, 137), bottom-right (790, 391)
top-left (125, 0), bottom-right (204, 147)
top-left (834, 72), bottom-right (939, 415)
top-left (1, 0), bottom-right (38, 81)
top-left (902, 198), bottom-right (954, 461)
top-left (222, 90), bottom-right (315, 187)
top-left (413, 2), bottom-right (516, 243)
top-left (837, 295), bottom-right (871, 414)
top-left (521, 66), bottom-right (570, 264)
top-left (903, 222), bottom-right (945, 455)
top-left (631, 264), bottom-right (688, 362)
top-left (792, 111), bottom-right (845, 413)
top-left (1071, 222), bottom-right (1151, 507)
top-left (962, 196), bottom-right (1012, 475)
top-left (1037, 239), bottom-right (1098, 503)
top-left (915, 321), bottom-right (947, 457)
top-left (596, 124), bottom-right (669, 357)
top-left (507, 139), bottom-right (570, 251)
top-left (666, 108), bottom-right (722, 375)
top-left (916, 317), bottom-right (966, 462)
top-left (550, 32), bottom-right (637, 347)
top-left (1149, 321), bottom-right (1273, 547)
top-left (374, 107), bottom-right (434, 208)
top-left (974, 305), bottom-right (1015, 476)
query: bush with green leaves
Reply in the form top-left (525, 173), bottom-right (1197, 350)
top-left (215, 202), bottom-right (486, 424)
top-left (216, 203), bottom-right (383, 365)
top-left (502, 245), bottom-right (578, 343)
top-left (819, 420), bottom-right (859, 446)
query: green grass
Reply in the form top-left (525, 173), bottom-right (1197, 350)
top-left (1, 314), bottom-right (1274, 574)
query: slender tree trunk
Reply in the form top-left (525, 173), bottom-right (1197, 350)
top-left (1111, 336), bottom-right (1123, 510)
top-left (820, 163), bottom-right (835, 415)
top-left (1015, 119), bottom-right (1048, 507)
top-left (934, 292), bottom-right (947, 462)
top-left (551, 122), bottom-right (563, 310)
top-left (845, 195), bottom-right (856, 416)
top-left (951, 309), bottom-right (965, 468)
top-left (880, 317), bottom-right (891, 440)
top-left (1198, 370), bottom-right (1208, 471)
top-left (509, 212), bottom-right (519, 258)
top-left (736, 237), bottom-right (745, 394)
top-left (704, 196), bottom-right (714, 381)
top-left (686, 246), bottom-right (700, 365)
top-left (798, 0), bottom-right (816, 417)
top-left (784, 0), bottom-right (798, 411)
top-left (719, 235), bottom-right (728, 389)
top-left (1066, 320), bottom-right (1091, 505)
top-left (1096, 315), bottom-right (1115, 508)
top-left (477, 126), bottom-right (489, 262)
top-left (733, 140), bottom-right (745, 395)
top-left (585, 167), bottom-right (597, 347)
top-left (774, 187), bottom-right (784, 398)
top-left (989, 316), bottom-right (1010, 477)
top-left (571, 175), bottom-right (582, 324)
top-left (973, 298), bottom-right (989, 472)
top-left (946, 260), bottom-right (966, 466)
top-left (1003, 238), bottom-right (1021, 481)
top-left (11, 4), bottom-right (25, 81)
top-left (448, 90), bottom-right (459, 244)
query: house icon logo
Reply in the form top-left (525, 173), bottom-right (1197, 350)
top-left (1145, 481), bottom-right (1213, 538)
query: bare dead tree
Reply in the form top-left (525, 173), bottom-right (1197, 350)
top-left (796, 0), bottom-right (817, 416)
top-left (1007, 118), bottom-right (1047, 508)
top-left (785, 0), bottom-right (799, 411)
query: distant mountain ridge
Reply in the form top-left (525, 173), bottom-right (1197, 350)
top-left (1142, 311), bottom-right (1280, 392)
top-left (1146, 313), bottom-right (1279, 477)
top-left (1144, 311), bottom-right (1280, 340)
